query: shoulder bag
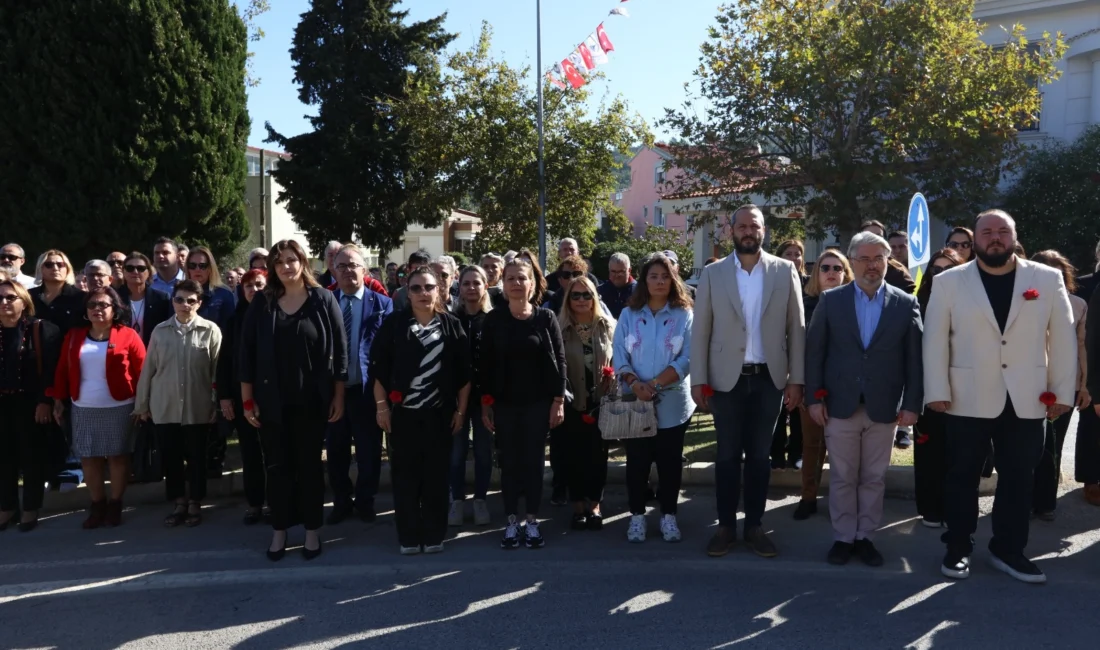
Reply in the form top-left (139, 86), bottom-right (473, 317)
top-left (599, 379), bottom-right (657, 440)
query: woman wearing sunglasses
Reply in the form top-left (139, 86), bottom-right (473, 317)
top-left (133, 280), bottom-right (222, 528)
top-left (29, 250), bottom-right (84, 336)
top-left (792, 250), bottom-right (854, 521)
top-left (115, 253), bottom-right (173, 348)
top-left (52, 287), bottom-right (146, 528)
top-left (185, 247), bottom-right (235, 335)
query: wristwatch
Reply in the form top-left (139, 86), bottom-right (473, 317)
top-left (652, 382), bottom-right (664, 391)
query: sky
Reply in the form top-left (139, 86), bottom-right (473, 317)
top-left (244, 0), bottom-right (724, 149)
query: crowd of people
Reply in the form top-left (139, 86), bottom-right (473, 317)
top-left (0, 206), bottom-right (1097, 585)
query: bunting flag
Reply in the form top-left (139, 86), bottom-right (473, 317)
top-left (560, 58), bottom-right (585, 89)
top-left (545, 6), bottom-right (632, 92)
top-left (596, 23), bottom-right (615, 53)
top-left (609, 7), bottom-right (630, 17)
top-left (585, 34), bottom-right (609, 66)
top-left (567, 49), bottom-right (590, 74)
top-left (546, 71), bottom-right (567, 90)
top-left (577, 43), bottom-right (595, 70)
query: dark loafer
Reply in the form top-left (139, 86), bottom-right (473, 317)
top-left (744, 527), bottom-right (778, 558)
top-left (586, 513), bottom-right (604, 531)
top-left (854, 539), bottom-right (883, 567)
top-left (792, 499), bottom-right (817, 520)
top-left (706, 527), bottom-right (736, 557)
top-left (827, 541), bottom-right (853, 565)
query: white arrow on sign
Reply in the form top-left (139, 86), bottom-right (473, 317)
top-left (909, 202), bottom-right (925, 256)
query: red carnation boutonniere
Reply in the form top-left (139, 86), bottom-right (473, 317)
top-left (814, 389), bottom-right (828, 401)
top-left (701, 384), bottom-right (715, 397)
top-left (1039, 392), bottom-right (1056, 407)
top-left (915, 433), bottom-right (930, 445)
top-left (581, 413), bottom-right (597, 425)
top-left (1023, 288), bottom-right (1039, 301)
top-left (601, 366), bottom-right (615, 379)
top-left (481, 394), bottom-right (495, 407)
top-left (388, 390), bottom-right (403, 404)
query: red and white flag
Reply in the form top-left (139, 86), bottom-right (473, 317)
top-left (567, 49), bottom-right (589, 74)
top-left (597, 23), bottom-right (615, 53)
top-left (585, 34), bottom-right (609, 66)
top-left (609, 7), bottom-right (630, 17)
top-left (546, 71), bottom-right (567, 90)
top-left (576, 43), bottom-right (595, 71)
top-left (560, 58), bottom-right (585, 89)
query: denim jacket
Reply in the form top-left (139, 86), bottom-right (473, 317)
top-left (612, 303), bottom-right (693, 429)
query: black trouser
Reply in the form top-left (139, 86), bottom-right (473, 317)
top-left (914, 409), bottom-right (948, 522)
top-left (944, 398), bottom-right (1044, 557)
top-left (1033, 400), bottom-right (1077, 513)
top-left (234, 397), bottom-right (266, 509)
top-left (496, 399), bottom-right (551, 517)
top-left (208, 416), bottom-right (230, 472)
top-left (260, 404), bottom-right (327, 531)
top-left (770, 408), bottom-right (802, 467)
top-left (390, 407), bottom-right (452, 548)
top-left (131, 419), bottom-right (163, 483)
top-left (625, 421), bottom-right (688, 515)
top-left (550, 426), bottom-right (566, 495)
top-left (1074, 402), bottom-right (1100, 484)
top-left (158, 423), bottom-right (208, 502)
top-left (562, 407), bottom-right (609, 504)
top-left (326, 388), bottom-right (382, 512)
top-left (0, 394), bottom-right (47, 512)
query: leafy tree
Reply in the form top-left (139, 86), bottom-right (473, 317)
top-left (238, 0), bottom-right (271, 87)
top-left (0, 0), bottom-right (250, 263)
top-left (445, 251), bottom-right (469, 267)
top-left (662, 0), bottom-right (1066, 239)
top-left (591, 226), bottom-right (694, 281)
top-left (1005, 126), bottom-right (1100, 273)
top-left (595, 204), bottom-right (634, 244)
top-left (406, 24), bottom-right (649, 257)
top-left (265, 0), bottom-right (459, 256)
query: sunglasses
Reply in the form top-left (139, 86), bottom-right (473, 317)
top-left (570, 291), bottom-right (593, 301)
top-left (818, 264), bottom-right (843, 273)
top-left (0, 295), bottom-right (20, 304)
top-left (187, 262), bottom-right (210, 270)
top-left (108, 260), bottom-right (125, 267)
top-left (124, 264), bottom-right (148, 273)
top-left (560, 270), bottom-right (583, 278)
top-left (947, 241), bottom-right (972, 250)
top-left (173, 296), bottom-right (200, 305)
top-left (42, 261), bottom-right (67, 270)
top-left (0, 254), bottom-right (21, 262)
top-left (87, 301), bottom-right (112, 311)
top-left (408, 284), bottom-right (437, 294)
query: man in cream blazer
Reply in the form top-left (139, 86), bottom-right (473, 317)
top-left (692, 205), bottom-right (805, 559)
top-left (923, 209), bottom-right (1075, 585)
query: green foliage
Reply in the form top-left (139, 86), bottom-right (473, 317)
top-left (265, 0), bottom-right (460, 256)
top-left (445, 251), bottom-right (469, 267)
top-left (1005, 126), bottom-right (1100, 273)
top-left (238, 0), bottom-right (271, 87)
top-left (595, 204), bottom-right (634, 244)
top-left (591, 226), bottom-right (694, 281)
top-left (0, 0), bottom-right (251, 264)
top-left (403, 24), bottom-right (650, 257)
top-left (662, 0), bottom-right (1066, 238)
top-left (767, 217), bottom-right (807, 250)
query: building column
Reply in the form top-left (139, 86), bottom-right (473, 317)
top-left (1090, 52), bottom-right (1100, 126)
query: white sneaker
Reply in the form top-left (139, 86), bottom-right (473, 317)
top-left (794, 459), bottom-right (803, 470)
top-left (423, 543), bottom-right (444, 554)
top-left (473, 499), bottom-right (490, 526)
top-left (660, 514), bottom-right (682, 542)
top-left (448, 501), bottom-right (464, 527)
top-left (627, 514), bottom-right (647, 543)
top-left (921, 518), bottom-right (945, 528)
top-left (399, 545), bottom-right (421, 555)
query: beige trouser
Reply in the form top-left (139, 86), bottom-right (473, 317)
top-left (824, 406), bottom-right (895, 543)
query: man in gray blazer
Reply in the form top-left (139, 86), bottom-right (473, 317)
top-left (692, 205), bottom-right (805, 558)
top-left (805, 231), bottom-right (923, 567)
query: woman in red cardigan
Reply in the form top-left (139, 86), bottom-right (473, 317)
top-left (53, 287), bottom-right (145, 528)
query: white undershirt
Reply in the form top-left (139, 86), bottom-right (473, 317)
top-left (73, 339), bottom-right (134, 408)
top-left (734, 255), bottom-right (766, 364)
top-left (130, 298), bottom-right (145, 335)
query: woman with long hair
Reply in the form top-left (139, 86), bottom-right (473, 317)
top-left (612, 253), bottom-right (694, 543)
top-left (515, 249), bottom-right (550, 307)
top-left (480, 258), bottom-right (566, 549)
top-left (774, 240), bottom-right (807, 284)
top-left (185, 246), bottom-right (235, 334)
top-left (29, 250), bottom-right (83, 336)
top-left (52, 287), bottom-right (146, 528)
top-left (945, 227), bottom-right (975, 263)
top-left (239, 240), bottom-right (347, 561)
top-left (449, 265), bottom-right (494, 527)
top-left (792, 250), bottom-right (854, 520)
top-left (559, 275), bottom-right (616, 530)
top-left (371, 266), bottom-right (471, 554)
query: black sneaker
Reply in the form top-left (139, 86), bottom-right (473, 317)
top-left (990, 552), bottom-right (1046, 584)
top-left (524, 520), bottom-right (545, 549)
top-left (792, 499), bottom-right (817, 521)
top-left (827, 541), bottom-right (853, 565)
top-left (570, 513), bottom-right (587, 531)
top-left (941, 551), bottom-right (971, 579)
top-left (895, 430), bottom-right (912, 449)
top-left (854, 539), bottom-right (884, 567)
top-left (550, 487), bottom-right (568, 507)
top-left (501, 518), bottom-right (521, 549)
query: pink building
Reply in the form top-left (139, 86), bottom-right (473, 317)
top-left (617, 144), bottom-right (690, 238)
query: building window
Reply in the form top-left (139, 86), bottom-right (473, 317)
top-left (643, 206), bottom-right (649, 220)
top-left (246, 154), bottom-right (260, 176)
top-left (654, 206), bottom-right (664, 227)
top-left (655, 164), bottom-right (666, 186)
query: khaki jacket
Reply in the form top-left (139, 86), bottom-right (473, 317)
top-left (134, 316), bottom-right (222, 425)
top-left (1070, 294), bottom-right (1088, 393)
top-left (562, 316), bottom-right (615, 412)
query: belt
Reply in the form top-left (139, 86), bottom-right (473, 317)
top-left (740, 364), bottom-right (767, 376)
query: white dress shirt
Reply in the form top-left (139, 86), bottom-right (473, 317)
top-left (734, 254), bottom-right (766, 363)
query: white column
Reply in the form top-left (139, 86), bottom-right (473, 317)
top-left (1090, 52), bottom-right (1100, 125)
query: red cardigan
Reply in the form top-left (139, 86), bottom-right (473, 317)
top-left (53, 325), bottom-right (146, 402)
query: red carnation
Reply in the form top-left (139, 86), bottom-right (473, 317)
top-left (814, 389), bottom-right (828, 400)
top-left (601, 366), bottom-right (615, 379)
top-left (1023, 288), bottom-right (1039, 301)
top-left (389, 390), bottom-right (403, 404)
top-left (701, 384), bottom-right (715, 397)
top-left (481, 395), bottom-right (495, 407)
top-left (916, 433), bottom-right (930, 445)
top-left (581, 413), bottom-right (597, 424)
top-left (1039, 391), bottom-right (1056, 407)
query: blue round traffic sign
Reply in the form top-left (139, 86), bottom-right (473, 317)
top-left (906, 193), bottom-right (930, 267)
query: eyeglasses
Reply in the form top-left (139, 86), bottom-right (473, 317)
top-left (336, 263), bottom-right (364, 272)
top-left (854, 256), bottom-right (886, 266)
top-left (87, 301), bottom-right (112, 311)
top-left (570, 291), bottom-right (593, 301)
top-left (173, 296), bottom-right (200, 305)
top-left (124, 264), bottom-right (147, 273)
top-left (408, 284), bottom-right (437, 294)
top-left (947, 240), bottom-right (972, 250)
top-left (0, 295), bottom-right (19, 304)
top-left (818, 264), bottom-right (843, 273)
top-left (108, 260), bottom-right (125, 267)
top-left (186, 262), bottom-right (210, 270)
top-left (89, 272), bottom-right (110, 279)
top-left (42, 261), bottom-right (67, 270)
top-left (0, 254), bottom-right (21, 262)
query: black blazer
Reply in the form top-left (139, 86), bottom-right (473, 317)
top-left (238, 287), bottom-right (349, 424)
top-left (479, 306), bottom-right (567, 403)
top-left (369, 309), bottom-right (471, 412)
top-left (1075, 272), bottom-right (1098, 302)
top-left (2, 318), bottom-right (62, 404)
top-left (216, 298), bottom-right (251, 402)
top-left (117, 285), bottom-right (172, 348)
top-left (1088, 285), bottom-right (1100, 399)
top-left (29, 284), bottom-right (85, 337)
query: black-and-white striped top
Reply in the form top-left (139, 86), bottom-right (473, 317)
top-left (404, 316), bottom-right (443, 409)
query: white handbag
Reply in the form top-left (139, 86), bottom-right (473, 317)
top-left (599, 380), bottom-right (658, 440)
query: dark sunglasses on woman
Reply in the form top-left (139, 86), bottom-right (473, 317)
top-left (186, 262), bottom-right (210, 270)
top-left (173, 296), bottom-right (200, 305)
top-left (818, 264), bottom-right (843, 273)
top-left (124, 264), bottom-right (147, 273)
top-left (570, 291), bottom-right (593, 301)
top-left (408, 284), bottom-right (437, 294)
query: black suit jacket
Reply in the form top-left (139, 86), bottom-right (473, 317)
top-left (805, 282), bottom-right (924, 423)
top-left (117, 285), bottom-right (172, 348)
top-left (1075, 272), bottom-right (1098, 302)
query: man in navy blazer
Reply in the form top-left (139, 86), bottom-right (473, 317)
top-left (327, 244), bottom-right (394, 524)
top-left (805, 232), bottom-right (923, 567)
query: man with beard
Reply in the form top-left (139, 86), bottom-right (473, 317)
top-left (0, 243), bottom-right (36, 288)
top-left (924, 209), bottom-right (1075, 584)
top-left (692, 205), bottom-right (806, 558)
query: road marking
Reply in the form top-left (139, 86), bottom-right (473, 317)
top-left (710, 592), bottom-right (810, 648)
top-left (0, 570), bottom-right (165, 605)
top-left (609, 590), bottom-right (674, 614)
top-left (888, 582), bottom-right (955, 614)
top-left (336, 571), bottom-right (461, 604)
top-left (904, 620), bottom-right (959, 649)
top-left (115, 618), bottom-right (300, 649)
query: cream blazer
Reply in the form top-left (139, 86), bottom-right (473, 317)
top-left (922, 259), bottom-right (1076, 420)
top-left (134, 316), bottom-right (222, 425)
top-left (691, 252), bottom-right (806, 391)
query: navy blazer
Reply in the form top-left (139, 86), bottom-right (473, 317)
top-left (332, 286), bottom-right (393, 393)
top-left (116, 285), bottom-right (173, 348)
top-left (804, 282), bottom-right (924, 424)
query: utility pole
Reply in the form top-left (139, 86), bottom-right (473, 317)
top-left (536, 0), bottom-right (547, 269)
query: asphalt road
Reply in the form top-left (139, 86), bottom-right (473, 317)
top-left (2, 416), bottom-right (1098, 650)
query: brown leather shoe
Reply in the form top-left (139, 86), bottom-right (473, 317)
top-left (745, 526), bottom-right (778, 558)
top-left (1085, 483), bottom-right (1100, 506)
top-left (83, 500), bottom-right (107, 530)
top-left (706, 527), bottom-right (736, 557)
top-left (104, 499), bottom-right (123, 527)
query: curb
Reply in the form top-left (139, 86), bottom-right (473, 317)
top-left (38, 460), bottom-right (997, 514)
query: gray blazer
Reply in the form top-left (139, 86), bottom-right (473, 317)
top-left (804, 282), bottom-right (924, 424)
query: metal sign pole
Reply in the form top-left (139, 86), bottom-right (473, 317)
top-left (536, 0), bottom-right (547, 269)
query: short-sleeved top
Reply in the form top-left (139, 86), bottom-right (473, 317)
top-left (274, 306), bottom-right (322, 406)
